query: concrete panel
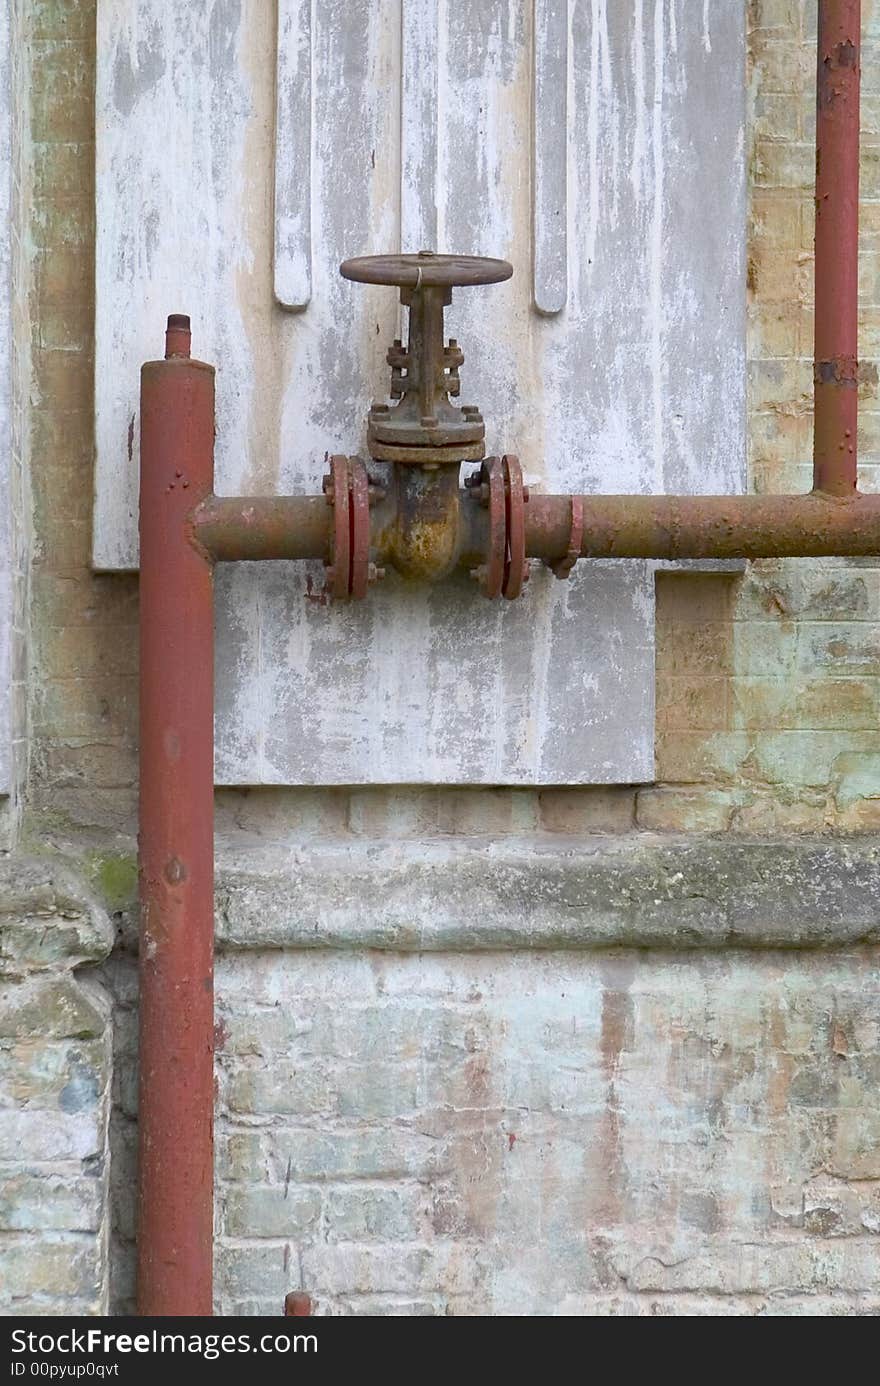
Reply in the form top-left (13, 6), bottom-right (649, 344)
top-left (95, 1), bottom-right (745, 785)
top-left (214, 561), bottom-right (654, 785)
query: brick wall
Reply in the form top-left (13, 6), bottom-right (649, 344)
top-left (642, 0), bottom-right (880, 833)
top-left (0, 859), bottom-right (113, 1314)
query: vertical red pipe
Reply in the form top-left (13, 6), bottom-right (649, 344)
top-left (814, 0), bottom-right (861, 495)
top-left (138, 316), bottom-right (215, 1316)
top-left (285, 1292), bottom-right (313, 1316)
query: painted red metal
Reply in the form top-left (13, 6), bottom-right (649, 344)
top-left (524, 491), bottom-right (880, 561)
top-left (323, 454), bottom-right (351, 599)
top-left (349, 457), bottom-right (371, 600)
top-left (814, 0), bottom-right (861, 496)
top-left (547, 495), bottom-right (584, 580)
top-left (474, 457), bottom-right (506, 598)
top-left (138, 317), bottom-right (215, 1317)
top-left (192, 495), bottom-right (331, 562)
top-left (501, 454), bottom-right (529, 599)
top-left (191, 487), bottom-right (880, 572)
top-left (284, 1292), bottom-right (313, 1316)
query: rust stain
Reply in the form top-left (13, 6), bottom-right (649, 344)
top-left (304, 572), bottom-right (329, 605)
top-left (831, 1022), bottom-right (850, 1058)
top-left (591, 963), bottom-right (636, 1230)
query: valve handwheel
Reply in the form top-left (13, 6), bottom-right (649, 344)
top-left (340, 251), bottom-right (513, 465)
top-left (340, 251), bottom-right (513, 289)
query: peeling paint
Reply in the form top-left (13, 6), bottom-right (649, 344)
top-left (94, 1), bottom-right (745, 785)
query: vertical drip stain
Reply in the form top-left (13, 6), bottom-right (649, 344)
top-left (650, 0), bottom-right (666, 492)
top-left (631, 0), bottom-right (646, 198)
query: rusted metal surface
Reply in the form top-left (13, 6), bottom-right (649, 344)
top-left (344, 253), bottom-right (509, 463)
top-left (467, 457), bottom-right (506, 598)
top-left (524, 492), bottom-right (880, 561)
top-left (501, 454), bottom-right (530, 600)
top-left (368, 438), bottom-right (484, 465)
top-left (386, 462), bottom-right (461, 582)
top-left (319, 455), bottom-right (373, 600)
top-left (194, 485), bottom-right (880, 580)
top-left (340, 251), bottom-right (512, 288)
top-left (192, 495), bottom-right (331, 561)
top-left (284, 1291), bottom-right (313, 1316)
top-left (547, 494), bottom-right (584, 580)
top-left (323, 455), bottom-right (351, 600)
top-left (464, 455), bottom-right (529, 599)
top-left (813, 0), bottom-right (860, 496)
top-left (138, 317), bottom-right (215, 1316)
top-left (163, 311), bottom-right (192, 359)
top-left (349, 457), bottom-right (372, 600)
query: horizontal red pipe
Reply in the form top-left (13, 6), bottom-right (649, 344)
top-left (188, 488), bottom-right (880, 568)
top-left (192, 495), bottom-right (331, 561)
top-left (525, 491), bottom-right (880, 561)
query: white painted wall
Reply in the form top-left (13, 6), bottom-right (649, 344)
top-left (94, 1), bottom-right (745, 785)
top-left (0, 0), bottom-right (13, 798)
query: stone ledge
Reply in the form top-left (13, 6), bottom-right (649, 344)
top-left (0, 856), bottom-right (114, 978)
top-left (215, 835), bottom-right (880, 952)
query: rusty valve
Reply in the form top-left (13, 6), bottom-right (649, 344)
top-left (340, 251), bottom-right (511, 466)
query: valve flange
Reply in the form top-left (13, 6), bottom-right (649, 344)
top-left (466, 454), bottom-right (531, 600)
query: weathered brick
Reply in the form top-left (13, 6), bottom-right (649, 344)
top-left (216, 1244), bottom-right (289, 1299)
top-left (0, 1107), bottom-right (103, 1164)
top-left (0, 1174), bottom-right (102, 1233)
top-left (0, 1235), bottom-right (103, 1304)
top-left (537, 787), bottom-right (636, 834)
top-left (803, 1176), bottom-right (880, 1236)
top-left (830, 1111), bottom-right (880, 1180)
top-left (636, 787), bottom-right (737, 833)
top-left (325, 1186), bottom-right (423, 1243)
top-left (621, 1240), bottom-right (880, 1294)
top-left (0, 1037), bottom-right (104, 1109)
top-left (225, 1064), bottom-right (337, 1119)
top-left (301, 1243), bottom-right (484, 1298)
top-left (220, 1131), bottom-right (272, 1184)
top-left (338, 1296), bottom-right (440, 1316)
top-left (223, 1186), bottom-right (321, 1239)
top-left (268, 1128), bottom-right (445, 1183)
top-left (0, 976), bottom-right (108, 1040)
